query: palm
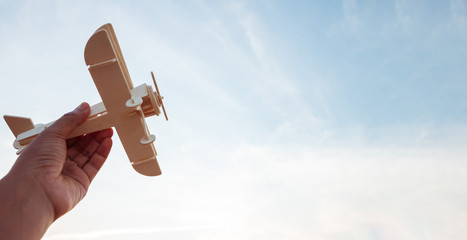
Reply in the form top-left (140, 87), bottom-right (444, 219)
top-left (33, 129), bottom-right (113, 219)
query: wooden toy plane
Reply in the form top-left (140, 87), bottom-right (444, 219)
top-left (3, 23), bottom-right (168, 176)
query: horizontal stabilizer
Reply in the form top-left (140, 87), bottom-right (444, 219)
top-left (3, 115), bottom-right (34, 137)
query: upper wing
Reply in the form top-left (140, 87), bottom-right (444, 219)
top-left (84, 23), bottom-right (161, 176)
top-left (84, 24), bottom-right (133, 113)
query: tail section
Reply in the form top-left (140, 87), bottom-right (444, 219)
top-left (3, 115), bottom-right (34, 137)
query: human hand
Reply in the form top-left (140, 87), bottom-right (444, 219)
top-left (0, 102), bottom-right (113, 239)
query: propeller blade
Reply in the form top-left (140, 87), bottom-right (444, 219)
top-left (151, 71), bottom-right (168, 121)
top-left (151, 71), bottom-right (161, 97)
top-left (161, 101), bottom-right (168, 121)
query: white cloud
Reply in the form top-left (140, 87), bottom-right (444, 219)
top-left (231, 2), bottom-right (304, 107)
top-left (342, 0), bottom-right (361, 33)
top-left (221, 142), bottom-right (467, 239)
top-left (394, 0), bottom-right (413, 32)
top-left (44, 124), bottom-right (467, 239)
top-left (450, 0), bottom-right (467, 33)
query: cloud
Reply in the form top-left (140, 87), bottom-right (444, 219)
top-left (147, 137), bottom-right (467, 239)
top-left (342, 0), bottom-right (361, 33)
top-left (236, 142), bottom-right (467, 239)
top-left (450, 0), bottom-right (467, 33)
top-left (393, 0), bottom-right (415, 32)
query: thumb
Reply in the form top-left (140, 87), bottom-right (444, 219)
top-left (46, 103), bottom-right (90, 139)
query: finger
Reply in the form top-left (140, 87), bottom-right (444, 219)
top-left (46, 102), bottom-right (90, 139)
top-left (66, 135), bottom-right (84, 148)
top-left (63, 158), bottom-right (91, 190)
top-left (72, 139), bottom-right (101, 167)
top-left (83, 138), bottom-right (112, 182)
top-left (66, 126), bottom-right (111, 149)
top-left (67, 128), bottom-right (113, 160)
top-left (72, 129), bottom-right (113, 167)
top-left (67, 134), bottom-right (94, 160)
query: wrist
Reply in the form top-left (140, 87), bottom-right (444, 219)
top-left (0, 172), bottom-right (55, 240)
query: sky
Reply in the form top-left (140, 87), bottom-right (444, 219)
top-left (1, 0), bottom-right (467, 239)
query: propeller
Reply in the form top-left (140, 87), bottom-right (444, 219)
top-left (151, 71), bottom-right (168, 121)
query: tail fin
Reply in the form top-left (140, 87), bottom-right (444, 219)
top-left (3, 115), bottom-right (34, 137)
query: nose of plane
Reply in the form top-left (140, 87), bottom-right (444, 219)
top-left (139, 73), bottom-right (168, 121)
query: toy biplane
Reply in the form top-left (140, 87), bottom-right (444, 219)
top-left (3, 23), bottom-right (168, 176)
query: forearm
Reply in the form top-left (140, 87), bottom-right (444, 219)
top-left (0, 172), bottom-right (55, 240)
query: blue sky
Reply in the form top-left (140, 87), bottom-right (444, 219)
top-left (1, 0), bottom-right (467, 239)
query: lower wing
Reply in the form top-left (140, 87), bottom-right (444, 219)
top-left (115, 112), bottom-right (161, 176)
